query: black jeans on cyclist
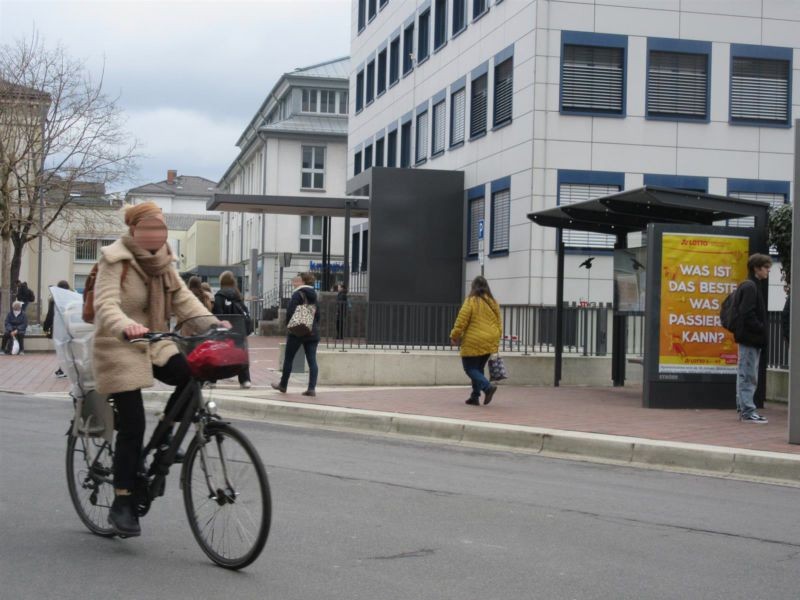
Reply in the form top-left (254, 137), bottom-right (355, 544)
top-left (111, 353), bottom-right (192, 490)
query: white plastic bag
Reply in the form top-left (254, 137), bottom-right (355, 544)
top-left (11, 338), bottom-right (20, 355)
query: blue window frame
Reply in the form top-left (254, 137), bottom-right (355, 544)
top-left (389, 36), bottom-right (400, 85)
top-left (726, 179), bottom-right (790, 230)
top-left (368, 0), bottom-right (377, 21)
top-left (380, 0), bottom-right (388, 6)
top-left (473, 0), bottom-right (487, 20)
top-left (418, 9), bottom-right (431, 63)
top-left (415, 105), bottom-right (429, 164)
top-left (560, 31), bottom-right (627, 117)
top-left (467, 185), bottom-right (486, 258)
top-left (358, 0), bottom-right (366, 32)
top-left (364, 143), bottom-right (373, 170)
top-left (434, 0), bottom-right (447, 50)
top-left (452, 0), bottom-right (466, 36)
top-left (450, 76), bottom-right (466, 147)
top-left (730, 44), bottom-right (792, 127)
top-left (470, 63), bottom-right (489, 139)
top-left (493, 45), bottom-right (514, 127)
top-left (355, 69), bottom-right (364, 112)
top-left (431, 90), bottom-right (447, 156)
top-left (354, 150), bottom-right (362, 176)
top-left (366, 59), bottom-right (375, 105)
top-left (400, 118), bottom-right (412, 168)
top-left (490, 177), bottom-right (511, 256)
top-left (403, 22), bottom-right (415, 75)
top-left (643, 174), bottom-right (708, 193)
top-left (377, 47), bottom-right (388, 95)
top-left (375, 135), bottom-right (385, 167)
top-left (557, 170), bottom-right (625, 250)
top-left (646, 38), bottom-right (711, 122)
top-left (387, 127), bottom-right (398, 167)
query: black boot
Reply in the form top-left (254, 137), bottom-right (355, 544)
top-left (108, 494), bottom-right (141, 537)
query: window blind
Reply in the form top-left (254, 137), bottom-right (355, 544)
top-left (559, 183), bottom-right (620, 248)
top-left (562, 45), bottom-right (624, 114)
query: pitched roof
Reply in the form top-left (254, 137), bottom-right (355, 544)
top-left (289, 57), bottom-right (350, 80)
top-left (260, 114), bottom-right (347, 137)
top-left (164, 213), bottom-right (220, 231)
top-left (127, 175), bottom-right (218, 198)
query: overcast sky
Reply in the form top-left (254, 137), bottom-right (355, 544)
top-left (0, 0), bottom-right (351, 191)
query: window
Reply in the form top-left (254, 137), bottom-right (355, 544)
top-left (375, 136), bottom-right (385, 167)
top-left (339, 91), bottom-right (349, 114)
top-left (380, 0), bottom-right (388, 7)
top-left (302, 89), bottom-right (317, 112)
top-left (364, 144), bottom-right (373, 170)
top-left (320, 90), bottom-right (337, 113)
top-left (356, 70), bottom-right (364, 112)
top-left (400, 120), bottom-right (412, 167)
top-left (468, 193), bottom-right (485, 256)
top-left (559, 182), bottom-right (621, 248)
top-left (301, 146), bottom-right (325, 189)
top-left (647, 48), bottom-right (709, 120)
top-left (300, 216), bottom-right (324, 253)
top-left (74, 274), bottom-right (88, 293)
top-left (75, 237), bottom-right (113, 262)
top-left (368, 0), bottom-right (377, 20)
top-left (358, 0), bottom-right (366, 31)
top-left (432, 100), bottom-right (446, 155)
top-left (377, 48), bottom-right (387, 95)
top-left (491, 184), bottom-right (511, 254)
top-left (452, 0), bottom-right (466, 35)
top-left (561, 34), bottom-right (625, 115)
top-left (434, 0), bottom-right (447, 49)
top-left (361, 230), bottom-right (369, 270)
top-left (450, 87), bottom-right (466, 146)
top-left (470, 74), bottom-right (487, 138)
top-left (387, 129), bottom-right (398, 167)
top-left (418, 9), bottom-right (430, 63)
top-left (731, 53), bottom-right (791, 125)
top-left (403, 23), bottom-right (415, 75)
top-left (354, 150), bottom-right (362, 176)
top-left (643, 174), bottom-right (708, 193)
top-left (389, 36), bottom-right (400, 85)
top-left (416, 109), bottom-right (428, 163)
top-left (494, 58), bottom-right (513, 126)
top-left (473, 0), bottom-right (487, 19)
top-left (727, 180), bottom-right (790, 231)
top-left (366, 60), bottom-right (375, 104)
top-left (352, 232), bottom-right (361, 272)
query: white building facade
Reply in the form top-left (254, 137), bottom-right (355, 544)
top-left (218, 58), bottom-right (352, 298)
top-left (348, 0), bottom-right (798, 309)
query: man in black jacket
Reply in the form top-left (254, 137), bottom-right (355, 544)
top-left (734, 254), bottom-right (772, 423)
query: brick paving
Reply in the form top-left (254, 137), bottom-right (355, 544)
top-left (4, 336), bottom-right (797, 455)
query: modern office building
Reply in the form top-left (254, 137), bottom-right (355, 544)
top-left (217, 57), bottom-right (351, 299)
top-left (348, 0), bottom-right (798, 309)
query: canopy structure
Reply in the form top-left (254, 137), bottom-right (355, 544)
top-left (527, 185), bottom-right (771, 390)
top-left (208, 193), bottom-right (369, 289)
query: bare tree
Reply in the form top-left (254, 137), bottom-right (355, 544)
top-left (0, 31), bottom-right (138, 308)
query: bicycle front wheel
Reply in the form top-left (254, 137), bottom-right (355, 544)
top-left (66, 433), bottom-right (116, 537)
top-left (181, 422), bottom-right (271, 569)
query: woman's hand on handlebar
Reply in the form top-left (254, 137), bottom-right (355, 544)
top-left (218, 320), bottom-right (232, 329)
top-left (124, 323), bottom-right (150, 340)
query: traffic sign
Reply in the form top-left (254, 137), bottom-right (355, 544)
top-left (478, 219), bottom-right (484, 240)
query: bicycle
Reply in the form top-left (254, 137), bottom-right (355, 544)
top-left (65, 317), bottom-right (271, 570)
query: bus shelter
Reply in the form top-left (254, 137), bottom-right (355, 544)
top-left (528, 185), bottom-right (771, 409)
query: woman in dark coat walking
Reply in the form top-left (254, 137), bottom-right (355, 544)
top-left (271, 272), bottom-right (320, 396)
top-left (212, 271), bottom-right (252, 389)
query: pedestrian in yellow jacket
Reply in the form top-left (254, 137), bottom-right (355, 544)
top-left (450, 276), bottom-right (502, 406)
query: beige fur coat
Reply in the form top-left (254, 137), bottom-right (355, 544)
top-left (92, 239), bottom-right (213, 395)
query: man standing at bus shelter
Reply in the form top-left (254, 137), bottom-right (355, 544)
top-left (733, 254), bottom-right (773, 424)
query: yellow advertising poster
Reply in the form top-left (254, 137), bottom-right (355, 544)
top-left (659, 233), bottom-right (749, 374)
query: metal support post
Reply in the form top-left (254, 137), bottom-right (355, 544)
top-left (789, 120), bottom-right (799, 443)
top-left (555, 230), bottom-right (564, 387)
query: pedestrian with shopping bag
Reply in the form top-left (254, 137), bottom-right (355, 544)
top-left (2, 301), bottom-right (28, 355)
top-left (450, 276), bottom-right (502, 406)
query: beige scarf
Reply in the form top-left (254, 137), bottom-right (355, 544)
top-left (121, 235), bottom-right (181, 331)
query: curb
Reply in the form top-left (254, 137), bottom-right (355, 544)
top-left (142, 391), bottom-right (800, 486)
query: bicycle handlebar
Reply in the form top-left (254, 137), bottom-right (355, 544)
top-left (127, 323), bottom-right (232, 344)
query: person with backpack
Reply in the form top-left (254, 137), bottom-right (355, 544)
top-left (271, 272), bottom-right (320, 396)
top-left (91, 201), bottom-right (218, 537)
top-left (731, 253), bottom-right (772, 424)
top-left (212, 270), bottom-right (252, 389)
top-left (15, 281), bottom-right (35, 313)
top-left (449, 276), bottom-right (502, 406)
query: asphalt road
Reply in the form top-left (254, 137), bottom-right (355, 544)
top-left (1, 392), bottom-right (798, 600)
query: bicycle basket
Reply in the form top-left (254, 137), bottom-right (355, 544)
top-left (176, 326), bottom-right (249, 381)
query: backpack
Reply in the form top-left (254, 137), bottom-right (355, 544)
top-left (719, 280), bottom-right (752, 333)
top-left (222, 296), bottom-right (254, 335)
top-left (82, 261), bottom-right (129, 324)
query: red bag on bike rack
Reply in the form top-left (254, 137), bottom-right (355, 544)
top-left (186, 338), bottom-right (248, 381)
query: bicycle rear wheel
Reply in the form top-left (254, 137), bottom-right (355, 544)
top-left (181, 422), bottom-right (271, 569)
top-left (66, 433), bottom-right (116, 537)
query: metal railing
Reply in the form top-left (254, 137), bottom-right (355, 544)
top-left (316, 299), bottom-right (789, 367)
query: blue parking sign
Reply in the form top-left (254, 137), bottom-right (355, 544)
top-left (478, 219), bottom-right (484, 240)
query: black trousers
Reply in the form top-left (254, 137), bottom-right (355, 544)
top-left (111, 354), bottom-right (192, 490)
top-left (2, 332), bottom-right (24, 354)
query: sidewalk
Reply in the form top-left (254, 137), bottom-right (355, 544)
top-left (4, 338), bottom-right (798, 465)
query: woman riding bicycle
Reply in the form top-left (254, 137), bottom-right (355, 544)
top-left (92, 201), bottom-right (218, 537)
